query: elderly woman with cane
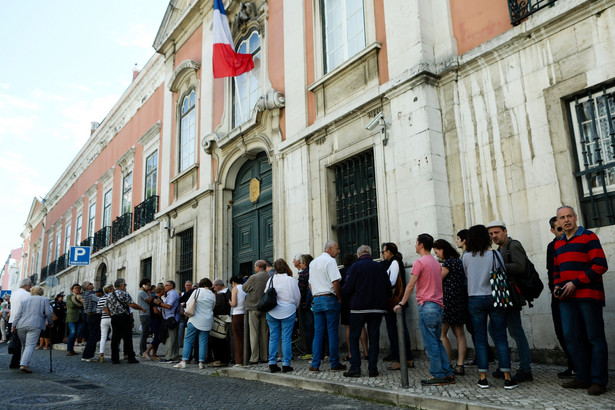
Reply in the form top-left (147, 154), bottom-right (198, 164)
top-left (12, 286), bottom-right (53, 373)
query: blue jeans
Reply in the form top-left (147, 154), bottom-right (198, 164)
top-left (67, 319), bottom-right (84, 352)
top-left (469, 296), bottom-right (511, 373)
top-left (418, 302), bottom-right (454, 379)
top-left (489, 309), bottom-right (531, 372)
top-left (349, 312), bottom-right (383, 374)
top-left (311, 295), bottom-right (341, 368)
top-left (266, 313), bottom-right (295, 366)
top-left (181, 322), bottom-right (209, 363)
top-left (560, 300), bottom-right (608, 386)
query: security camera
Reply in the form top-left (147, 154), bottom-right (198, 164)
top-left (365, 112), bottom-right (383, 131)
top-left (163, 221), bottom-right (169, 229)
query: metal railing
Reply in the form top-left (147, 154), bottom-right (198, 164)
top-left (94, 226), bottom-right (111, 253)
top-left (80, 237), bottom-right (94, 247)
top-left (112, 212), bottom-right (132, 243)
top-left (56, 253), bottom-right (68, 272)
top-left (40, 266), bottom-right (48, 282)
top-left (507, 0), bottom-right (557, 26)
top-left (133, 195), bottom-right (159, 231)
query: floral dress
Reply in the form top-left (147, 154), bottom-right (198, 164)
top-left (442, 257), bottom-right (467, 325)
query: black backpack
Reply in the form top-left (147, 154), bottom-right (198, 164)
top-left (505, 241), bottom-right (544, 307)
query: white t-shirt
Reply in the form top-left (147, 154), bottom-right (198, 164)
top-left (266, 274), bottom-right (301, 320)
top-left (8, 288), bottom-right (30, 324)
top-left (309, 252), bottom-right (341, 296)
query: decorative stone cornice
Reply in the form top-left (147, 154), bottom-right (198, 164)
top-left (168, 60), bottom-right (201, 92)
top-left (117, 146), bottom-right (136, 170)
top-left (84, 183), bottom-right (98, 200)
top-left (138, 121), bottom-right (161, 147)
top-left (100, 167), bottom-right (115, 186)
top-left (255, 89), bottom-right (285, 111)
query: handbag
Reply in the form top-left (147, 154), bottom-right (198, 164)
top-left (210, 315), bottom-right (231, 339)
top-left (184, 290), bottom-right (199, 318)
top-left (7, 332), bottom-right (18, 354)
top-left (257, 278), bottom-right (277, 312)
top-left (165, 299), bottom-right (180, 329)
top-left (490, 251), bottom-right (515, 309)
top-left (388, 273), bottom-right (404, 311)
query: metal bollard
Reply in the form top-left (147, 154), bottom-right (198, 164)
top-left (243, 311), bottom-right (249, 366)
top-left (396, 309), bottom-right (409, 388)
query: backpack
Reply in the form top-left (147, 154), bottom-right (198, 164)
top-left (505, 240), bottom-right (544, 307)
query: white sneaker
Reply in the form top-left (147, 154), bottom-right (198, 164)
top-left (198, 362), bottom-right (204, 370)
top-left (173, 361), bottom-right (186, 369)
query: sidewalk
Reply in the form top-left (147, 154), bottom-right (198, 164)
top-left (53, 338), bottom-right (615, 409)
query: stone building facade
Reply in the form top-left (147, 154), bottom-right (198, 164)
top-left (20, 0), bottom-right (615, 365)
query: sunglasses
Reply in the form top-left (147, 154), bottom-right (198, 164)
top-left (556, 227), bottom-right (563, 232)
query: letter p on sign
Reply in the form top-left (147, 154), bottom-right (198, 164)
top-left (70, 246), bottom-right (91, 266)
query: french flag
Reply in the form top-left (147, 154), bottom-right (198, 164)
top-left (212, 0), bottom-right (254, 78)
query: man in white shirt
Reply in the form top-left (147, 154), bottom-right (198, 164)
top-left (9, 278), bottom-right (31, 369)
top-left (308, 240), bottom-right (346, 372)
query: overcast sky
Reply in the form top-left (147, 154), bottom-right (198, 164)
top-left (0, 0), bottom-right (169, 266)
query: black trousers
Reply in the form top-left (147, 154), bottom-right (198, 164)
top-left (9, 332), bottom-right (22, 368)
top-left (111, 315), bottom-right (136, 362)
top-left (82, 314), bottom-right (101, 359)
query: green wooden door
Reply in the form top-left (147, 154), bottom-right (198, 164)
top-left (232, 152), bottom-right (273, 276)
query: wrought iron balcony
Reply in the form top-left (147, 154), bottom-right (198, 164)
top-left (48, 260), bottom-right (57, 276)
top-left (56, 253), bottom-right (68, 272)
top-left (134, 195), bottom-right (159, 231)
top-left (81, 237), bottom-right (94, 247)
top-left (508, 0), bottom-right (557, 26)
top-left (112, 212), bottom-right (132, 243)
top-left (94, 226), bottom-right (111, 253)
top-left (40, 266), bottom-right (48, 282)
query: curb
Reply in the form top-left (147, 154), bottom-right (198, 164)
top-left (217, 367), bottom-right (506, 410)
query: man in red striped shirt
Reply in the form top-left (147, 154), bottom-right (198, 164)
top-left (554, 205), bottom-right (608, 396)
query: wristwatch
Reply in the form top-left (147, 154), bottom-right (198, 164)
top-left (398, 302), bottom-right (404, 307)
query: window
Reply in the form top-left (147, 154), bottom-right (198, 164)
top-left (88, 202), bottom-right (96, 237)
top-left (75, 214), bottom-right (82, 244)
top-left (47, 238), bottom-right (53, 265)
top-left (145, 151), bottom-right (158, 199)
top-left (568, 86), bottom-right (615, 228)
top-left (64, 223), bottom-right (71, 254)
top-left (332, 150), bottom-right (379, 260)
top-left (233, 31), bottom-right (261, 127)
top-left (55, 229), bottom-right (62, 259)
top-left (177, 228), bottom-right (194, 287)
top-left (179, 90), bottom-right (196, 173)
top-left (141, 257), bottom-right (152, 280)
top-left (321, 0), bottom-right (366, 73)
top-left (103, 189), bottom-right (112, 228)
top-left (122, 172), bottom-right (132, 215)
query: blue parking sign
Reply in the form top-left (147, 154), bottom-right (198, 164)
top-left (0, 290), bottom-right (11, 298)
top-left (70, 246), bottom-right (91, 265)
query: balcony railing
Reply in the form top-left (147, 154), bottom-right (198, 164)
top-left (40, 266), bottom-right (48, 282)
top-left (48, 260), bottom-right (57, 276)
top-left (30, 274), bottom-right (38, 286)
top-left (94, 226), bottom-right (111, 253)
top-left (81, 237), bottom-right (94, 247)
top-left (57, 253), bottom-right (68, 272)
top-left (134, 195), bottom-right (159, 231)
top-left (112, 212), bottom-right (132, 243)
top-left (507, 0), bottom-right (557, 26)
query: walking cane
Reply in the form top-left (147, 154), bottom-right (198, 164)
top-left (49, 326), bottom-right (53, 373)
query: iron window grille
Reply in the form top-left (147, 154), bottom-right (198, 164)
top-left (508, 0), bottom-right (557, 26)
top-left (332, 149), bottom-right (380, 261)
top-left (177, 228), bottom-right (194, 286)
top-left (568, 85), bottom-right (615, 228)
top-left (133, 195), bottom-right (159, 231)
top-left (93, 226), bottom-right (111, 253)
top-left (112, 213), bottom-right (132, 243)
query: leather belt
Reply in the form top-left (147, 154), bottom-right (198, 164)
top-left (313, 294), bottom-right (334, 298)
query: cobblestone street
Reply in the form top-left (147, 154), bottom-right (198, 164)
top-left (0, 342), bottom-right (393, 410)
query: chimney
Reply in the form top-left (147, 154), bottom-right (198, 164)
top-left (132, 63), bottom-right (140, 81)
top-left (91, 122), bottom-right (100, 135)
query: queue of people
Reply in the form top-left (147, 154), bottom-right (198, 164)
top-left (4, 204), bottom-right (607, 397)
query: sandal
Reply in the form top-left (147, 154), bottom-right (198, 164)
top-left (454, 364), bottom-right (465, 375)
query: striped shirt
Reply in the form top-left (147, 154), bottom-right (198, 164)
top-left (554, 226), bottom-right (608, 305)
top-left (97, 295), bottom-right (111, 319)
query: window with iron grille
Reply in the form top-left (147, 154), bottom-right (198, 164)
top-left (332, 149), bottom-right (379, 261)
top-left (568, 85), bottom-right (615, 228)
top-left (141, 257), bottom-right (152, 280)
top-left (177, 228), bottom-right (194, 286)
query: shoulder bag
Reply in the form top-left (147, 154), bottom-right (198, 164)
top-left (184, 289), bottom-right (199, 318)
top-left (165, 301), bottom-right (180, 329)
top-left (210, 314), bottom-right (231, 339)
top-left (257, 278), bottom-right (277, 312)
top-left (490, 251), bottom-right (517, 309)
